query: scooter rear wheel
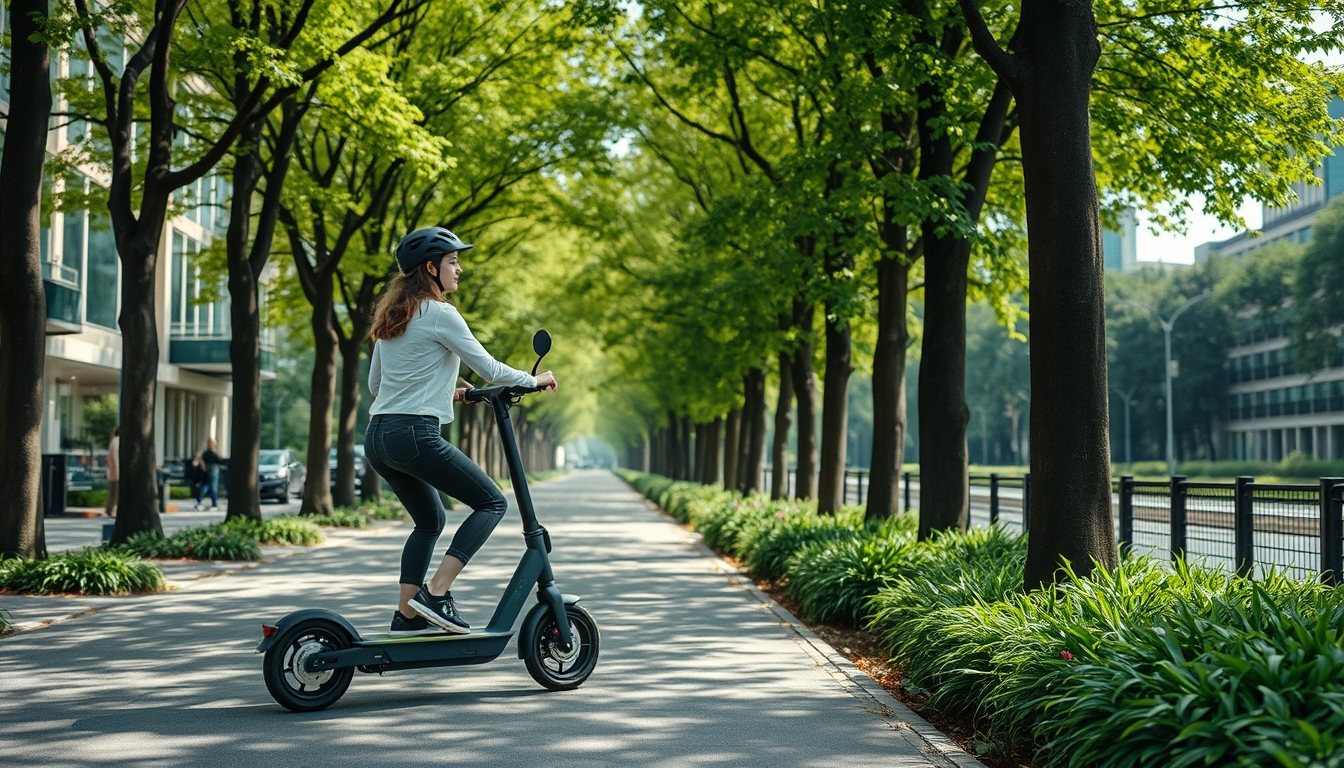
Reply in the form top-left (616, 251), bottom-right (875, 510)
top-left (263, 619), bottom-right (354, 712)
top-left (524, 604), bottom-right (600, 691)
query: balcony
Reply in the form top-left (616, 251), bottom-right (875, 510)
top-left (169, 333), bottom-right (274, 378)
top-left (44, 276), bottom-right (81, 335)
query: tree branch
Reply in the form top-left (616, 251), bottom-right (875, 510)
top-left (958, 0), bottom-right (1022, 87)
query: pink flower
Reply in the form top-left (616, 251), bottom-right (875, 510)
top-left (1061, 651), bottom-right (1074, 661)
top-left (776, 512), bottom-right (787, 520)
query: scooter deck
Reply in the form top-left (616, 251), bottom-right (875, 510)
top-left (356, 629), bottom-right (514, 645)
top-left (309, 630), bottom-right (515, 674)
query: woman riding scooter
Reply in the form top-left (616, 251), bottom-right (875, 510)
top-left (367, 226), bottom-right (557, 637)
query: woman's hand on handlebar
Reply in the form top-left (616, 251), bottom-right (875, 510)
top-left (453, 387), bottom-right (472, 403)
top-left (535, 371), bottom-right (557, 392)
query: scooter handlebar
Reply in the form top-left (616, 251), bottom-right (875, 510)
top-left (463, 384), bottom-right (547, 404)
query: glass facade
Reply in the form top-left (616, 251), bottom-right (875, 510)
top-left (86, 214), bottom-right (118, 328)
top-left (171, 231), bottom-right (230, 338)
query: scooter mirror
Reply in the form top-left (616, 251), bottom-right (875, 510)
top-left (531, 329), bottom-right (552, 375)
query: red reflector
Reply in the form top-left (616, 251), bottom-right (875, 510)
top-left (262, 624), bottom-right (279, 638)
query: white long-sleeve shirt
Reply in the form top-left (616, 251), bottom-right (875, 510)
top-left (369, 300), bottom-right (538, 425)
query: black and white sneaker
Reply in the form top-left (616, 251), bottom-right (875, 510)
top-left (408, 584), bottom-right (470, 634)
top-left (389, 610), bottom-right (446, 638)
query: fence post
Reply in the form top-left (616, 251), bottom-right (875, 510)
top-left (1234, 476), bottom-right (1254, 579)
top-left (1170, 475), bottom-right (1187, 562)
top-left (1023, 473), bottom-right (1031, 532)
top-left (903, 471), bottom-right (911, 513)
top-left (843, 469), bottom-right (850, 506)
top-left (858, 471), bottom-right (865, 506)
top-left (989, 473), bottom-right (1000, 525)
top-left (1320, 477), bottom-right (1344, 586)
top-left (1118, 475), bottom-right (1134, 556)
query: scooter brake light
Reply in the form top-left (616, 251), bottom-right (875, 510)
top-left (262, 624), bottom-right (279, 638)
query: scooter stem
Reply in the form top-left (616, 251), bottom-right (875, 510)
top-left (490, 397), bottom-right (540, 534)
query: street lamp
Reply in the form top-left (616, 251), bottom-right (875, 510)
top-left (1110, 384), bottom-right (1138, 465)
top-left (1122, 292), bottom-right (1211, 477)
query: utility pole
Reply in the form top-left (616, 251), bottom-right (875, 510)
top-left (1124, 292), bottom-right (1210, 476)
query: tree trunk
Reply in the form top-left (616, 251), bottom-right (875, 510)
top-left (111, 234), bottom-right (167, 542)
top-left (744, 367), bottom-right (768, 495)
top-left (736, 387), bottom-right (753, 494)
top-left (301, 286), bottom-right (338, 516)
top-left (225, 104), bottom-right (299, 522)
top-left (704, 417), bottom-right (723, 485)
top-left (772, 351), bottom-right (794, 500)
top-left (681, 415), bottom-right (695, 482)
top-left (667, 411), bottom-right (682, 480)
top-left (817, 309), bottom-right (852, 514)
top-left (723, 408), bottom-right (742, 490)
top-left (333, 335), bottom-right (361, 508)
top-left (694, 422), bottom-right (708, 483)
top-left (917, 234), bottom-right (971, 536)
top-left (867, 248), bottom-right (910, 522)
top-left (791, 300), bottom-right (819, 499)
top-left (962, 0), bottom-right (1117, 587)
top-left (0, 0), bottom-right (52, 558)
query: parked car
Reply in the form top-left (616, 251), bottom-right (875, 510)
top-left (259, 449), bottom-right (305, 503)
top-left (329, 445), bottom-right (366, 490)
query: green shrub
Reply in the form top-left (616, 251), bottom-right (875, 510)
top-left (359, 498), bottom-right (409, 521)
top-left (115, 526), bottom-right (262, 561)
top-left (786, 523), bottom-right (918, 626)
top-left (745, 511), bottom-right (861, 581)
top-left (310, 508), bottom-right (372, 528)
top-left (222, 516), bottom-right (325, 545)
top-left (170, 485), bottom-right (191, 499)
top-left (0, 548), bottom-right (166, 595)
top-left (68, 488), bottom-right (108, 506)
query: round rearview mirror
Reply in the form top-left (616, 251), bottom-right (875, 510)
top-left (533, 329), bottom-right (552, 358)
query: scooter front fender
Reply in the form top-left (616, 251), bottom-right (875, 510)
top-left (517, 594), bottom-right (582, 660)
top-left (255, 608), bottom-right (362, 653)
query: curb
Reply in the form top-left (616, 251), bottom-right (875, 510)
top-left (631, 492), bottom-right (987, 768)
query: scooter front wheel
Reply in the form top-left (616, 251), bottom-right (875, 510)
top-left (524, 604), bottom-right (600, 691)
top-left (263, 619), bottom-right (354, 712)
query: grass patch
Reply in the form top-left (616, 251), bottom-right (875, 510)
top-left (0, 549), bottom-right (166, 595)
top-left (358, 498), bottom-right (409, 521)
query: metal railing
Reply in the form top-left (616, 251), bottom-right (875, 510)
top-left (1117, 475), bottom-right (1344, 583)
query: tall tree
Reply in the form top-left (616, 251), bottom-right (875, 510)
top-left (0, 0), bottom-right (54, 559)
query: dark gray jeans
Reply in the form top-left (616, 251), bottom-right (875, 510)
top-left (365, 414), bottom-right (508, 586)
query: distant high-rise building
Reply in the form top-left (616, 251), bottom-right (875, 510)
top-left (1196, 98), bottom-right (1344, 263)
top-left (1198, 97), bottom-right (1344, 461)
top-left (1102, 209), bottom-right (1139, 272)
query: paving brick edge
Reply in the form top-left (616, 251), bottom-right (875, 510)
top-left (626, 484), bottom-right (987, 768)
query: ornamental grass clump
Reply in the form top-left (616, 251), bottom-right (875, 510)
top-left (0, 548), bottom-right (166, 595)
top-left (115, 526), bottom-right (262, 561)
top-left (222, 516), bottom-right (325, 545)
top-left (785, 521), bottom-right (920, 626)
top-left (744, 506), bottom-right (866, 581)
top-left (310, 508), bottom-right (373, 528)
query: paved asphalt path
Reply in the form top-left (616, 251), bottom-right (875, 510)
top-left (1, 471), bottom-right (963, 767)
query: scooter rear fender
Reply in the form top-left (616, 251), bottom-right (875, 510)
top-left (517, 594), bottom-right (582, 660)
top-left (256, 608), bottom-right (362, 654)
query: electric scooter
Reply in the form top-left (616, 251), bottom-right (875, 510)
top-left (256, 330), bottom-right (598, 712)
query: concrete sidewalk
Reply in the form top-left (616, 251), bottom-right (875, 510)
top-left (0, 470), bottom-right (979, 767)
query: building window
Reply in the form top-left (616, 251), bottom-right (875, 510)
top-left (170, 231), bottom-right (229, 338)
top-left (1255, 391), bottom-right (1267, 418)
top-left (86, 214), bottom-right (118, 329)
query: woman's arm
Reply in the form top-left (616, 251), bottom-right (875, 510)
top-left (368, 341), bottom-right (381, 399)
top-left (432, 304), bottom-right (538, 388)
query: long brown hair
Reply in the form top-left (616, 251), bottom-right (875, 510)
top-left (371, 265), bottom-right (442, 340)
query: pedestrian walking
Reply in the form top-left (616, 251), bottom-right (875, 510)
top-left (193, 437), bottom-right (223, 510)
top-left (104, 426), bottom-right (119, 518)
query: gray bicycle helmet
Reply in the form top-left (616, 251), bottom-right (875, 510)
top-left (395, 226), bottom-right (473, 274)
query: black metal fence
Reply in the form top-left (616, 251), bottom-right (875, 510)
top-left (1116, 475), bottom-right (1344, 583)
top-left (767, 467), bottom-right (1344, 583)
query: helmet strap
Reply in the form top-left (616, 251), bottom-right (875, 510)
top-left (425, 260), bottom-right (446, 293)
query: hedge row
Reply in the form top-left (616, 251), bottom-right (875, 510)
top-left (68, 486), bottom-right (192, 506)
top-left (618, 469), bottom-right (1344, 767)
